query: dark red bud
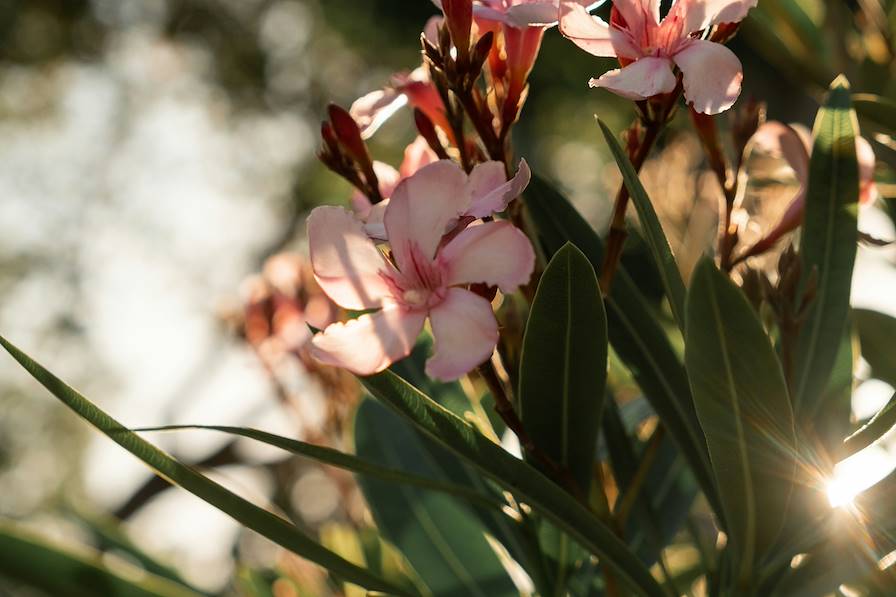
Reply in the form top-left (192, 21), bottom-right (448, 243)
top-left (442, 0), bottom-right (473, 59)
top-left (413, 108), bottom-right (450, 160)
top-left (327, 103), bottom-right (368, 163)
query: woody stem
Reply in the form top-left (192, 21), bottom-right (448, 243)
top-left (477, 361), bottom-right (586, 502)
top-left (599, 120), bottom-right (662, 294)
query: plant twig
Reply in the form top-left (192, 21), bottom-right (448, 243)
top-left (477, 360), bottom-right (585, 502)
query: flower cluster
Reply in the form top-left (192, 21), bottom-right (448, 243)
top-left (308, 159), bottom-right (534, 381)
top-left (559, 0), bottom-right (757, 114)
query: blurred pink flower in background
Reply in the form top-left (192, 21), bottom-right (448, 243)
top-left (308, 160), bottom-right (535, 380)
top-left (240, 253), bottom-right (340, 361)
top-left (738, 121), bottom-right (878, 260)
top-left (559, 0), bottom-right (757, 114)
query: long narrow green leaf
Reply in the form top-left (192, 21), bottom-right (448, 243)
top-left (794, 76), bottom-right (860, 416)
top-left (0, 522), bottom-right (203, 597)
top-left (685, 259), bottom-right (797, 586)
top-left (134, 424), bottom-right (504, 510)
top-left (524, 175), bottom-right (723, 522)
top-left (518, 242), bottom-right (607, 590)
top-left (597, 119), bottom-right (687, 331)
top-left (355, 400), bottom-right (518, 597)
top-left (360, 370), bottom-right (669, 597)
top-left (0, 335), bottom-right (414, 597)
top-left (842, 392), bottom-right (896, 459)
top-left (519, 242), bottom-right (607, 491)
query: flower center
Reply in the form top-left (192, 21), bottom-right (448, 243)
top-left (401, 288), bottom-right (429, 308)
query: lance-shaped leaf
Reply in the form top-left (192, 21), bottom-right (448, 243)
top-left (0, 522), bottom-right (204, 597)
top-left (355, 400), bottom-right (518, 597)
top-left (0, 335), bottom-right (414, 597)
top-left (360, 370), bottom-right (668, 597)
top-left (133, 424), bottom-right (504, 510)
top-left (518, 242), bottom-right (607, 589)
top-left (854, 308), bottom-right (896, 387)
top-left (597, 119), bottom-right (687, 331)
top-left (524, 174), bottom-right (723, 522)
top-left (794, 76), bottom-right (860, 416)
top-left (685, 259), bottom-right (797, 585)
top-left (519, 242), bottom-right (607, 491)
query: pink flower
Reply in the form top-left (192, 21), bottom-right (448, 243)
top-left (434, 0), bottom-right (597, 28)
top-left (350, 65), bottom-right (449, 139)
top-left (559, 0), bottom-right (757, 114)
top-left (354, 150), bottom-right (531, 241)
top-left (739, 121), bottom-right (878, 259)
top-left (308, 161), bottom-right (535, 380)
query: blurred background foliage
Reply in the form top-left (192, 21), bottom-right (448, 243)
top-left (1, 0), bottom-right (896, 596)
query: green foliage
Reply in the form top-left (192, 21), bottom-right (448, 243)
top-left (519, 242), bottom-right (607, 492)
top-left (855, 308), bottom-right (896, 386)
top-left (794, 77), bottom-right (860, 417)
top-left (525, 174), bottom-right (722, 520)
top-left (359, 369), bottom-right (668, 597)
top-left (0, 522), bottom-right (205, 597)
top-left (597, 119), bottom-right (687, 331)
top-left (0, 335), bottom-right (414, 597)
top-left (685, 259), bottom-right (797, 586)
top-left (354, 400), bottom-right (518, 597)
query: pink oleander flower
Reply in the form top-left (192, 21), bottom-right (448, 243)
top-left (350, 136), bottom-right (438, 229)
top-left (739, 121), bottom-right (878, 260)
top-left (308, 160), bottom-right (535, 380)
top-left (353, 147), bottom-right (531, 241)
top-left (351, 65), bottom-right (449, 139)
top-left (435, 0), bottom-right (596, 28)
top-left (559, 0), bottom-right (757, 114)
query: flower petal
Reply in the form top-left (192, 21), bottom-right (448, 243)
top-left (467, 159), bottom-right (531, 217)
top-left (559, 1), bottom-right (618, 57)
top-left (440, 220), bottom-right (535, 293)
top-left (311, 304), bottom-right (426, 376)
top-left (362, 199), bottom-right (389, 241)
top-left (613, 0), bottom-right (661, 30)
top-left (385, 160), bottom-right (471, 272)
top-left (857, 136), bottom-right (878, 204)
top-left (426, 288), bottom-right (498, 381)
top-left (504, 0), bottom-right (598, 28)
top-left (749, 122), bottom-right (810, 182)
top-left (675, 0), bottom-right (758, 34)
top-left (673, 39), bottom-right (742, 115)
top-left (349, 88), bottom-right (409, 139)
top-left (307, 206), bottom-right (393, 310)
top-left (589, 56), bottom-right (676, 100)
top-left (398, 136), bottom-right (438, 180)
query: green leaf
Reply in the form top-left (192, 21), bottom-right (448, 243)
top-left (842, 391), bottom-right (896, 459)
top-left (519, 242), bottom-right (607, 491)
top-left (685, 259), bottom-right (797, 585)
top-left (354, 400), bottom-right (518, 597)
top-left (518, 242), bottom-right (607, 590)
top-left (603, 395), bottom-right (696, 567)
top-left (133, 424), bottom-right (504, 510)
top-left (388, 338), bottom-right (536, 573)
top-left (0, 522), bottom-right (204, 597)
top-left (853, 93), bottom-right (896, 136)
top-left (597, 119), bottom-right (687, 331)
top-left (360, 370), bottom-right (668, 597)
top-left (0, 335), bottom-right (414, 597)
top-left (854, 308), bottom-right (896, 386)
top-left (794, 76), bottom-right (860, 416)
top-left (524, 174), bottom-right (722, 522)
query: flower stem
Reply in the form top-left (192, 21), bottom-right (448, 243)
top-left (477, 360), bottom-right (585, 502)
top-left (599, 120), bottom-right (662, 294)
